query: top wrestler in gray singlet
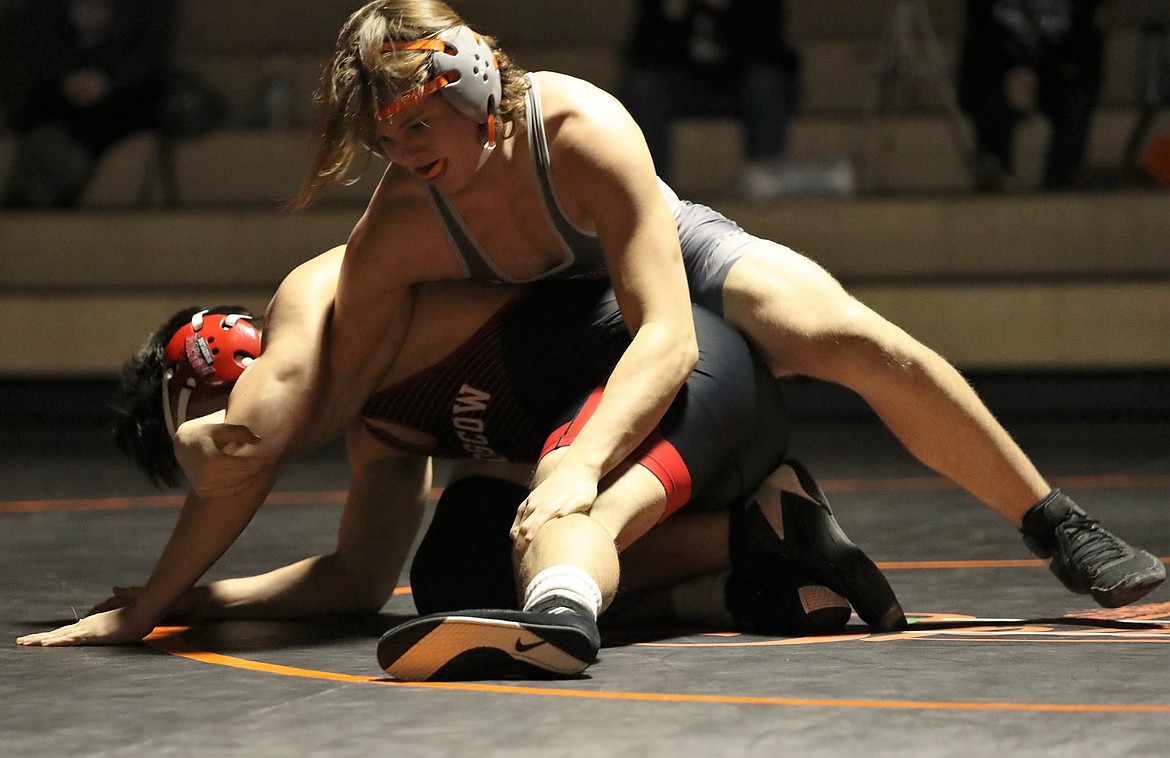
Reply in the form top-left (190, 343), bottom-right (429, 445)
top-left (425, 75), bottom-right (760, 315)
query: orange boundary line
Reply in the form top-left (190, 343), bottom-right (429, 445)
top-left (878, 559), bottom-right (1044, 569)
top-left (873, 558), bottom-right (1170, 569)
top-left (4, 472), bottom-right (1168, 515)
top-left (143, 627), bottom-right (1170, 713)
top-left (820, 473), bottom-right (1170, 493)
top-left (18, 468), bottom-right (1169, 711)
top-left (900, 637), bottom-right (1170, 644)
top-left (0, 488), bottom-right (441, 514)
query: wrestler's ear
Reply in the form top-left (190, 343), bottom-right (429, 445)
top-left (208, 424), bottom-right (262, 453)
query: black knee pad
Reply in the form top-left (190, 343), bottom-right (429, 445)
top-left (409, 475), bottom-right (527, 615)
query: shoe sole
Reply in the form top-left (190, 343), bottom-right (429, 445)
top-left (795, 584), bottom-right (853, 634)
top-left (377, 614), bottom-right (596, 681)
top-left (1090, 563), bottom-right (1167, 609)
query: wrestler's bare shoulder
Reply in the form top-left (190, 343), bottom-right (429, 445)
top-left (266, 245), bottom-right (345, 322)
top-left (284, 245), bottom-right (345, 288)
top-left (529, 71), bottom-right (630, 134)
top-left (528, 71), bottom-right (650, 211)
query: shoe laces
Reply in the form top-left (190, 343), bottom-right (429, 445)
top-left (1057, 514), bottom-right (1127, 567)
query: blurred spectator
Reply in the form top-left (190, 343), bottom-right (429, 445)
top-left (1, 0), bottom-right (177, 207)
top-left (621, 0), bottom-right (853, 200)
top-left (959, 0), bottom-right (1107, 191)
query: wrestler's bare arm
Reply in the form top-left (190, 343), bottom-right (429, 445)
top-left (113, 281), bottom-right (534, 626)
top-left (190, 428), bottom-right (429, 620)
top-left (513, 74), bottom-right (698, 539)
top-left (18, 414), bottom-right (437, 647)
top-left (15, 262), bottom-right (523, 645)
top-left (16, 249), bottom-right (356, 645)
top-left (173, 245), bottom-right (346, 497)
top-left (132, 429), bottom-right (430, 623)
top-left (320, 201), bottom-right (418, 437)
top-left (16, 459), bottom-right (284, 646)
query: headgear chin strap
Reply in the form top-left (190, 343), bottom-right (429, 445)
top-left (378, 25), bottom-right (502, 157)
top-left (161, 310), bottom-right (261, 436)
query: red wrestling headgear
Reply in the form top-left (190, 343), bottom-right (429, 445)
top-left (161, 310), bottom-right (261, 435)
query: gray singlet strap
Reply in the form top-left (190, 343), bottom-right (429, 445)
top-left (524, 75), bottom-right (605, 264)
top-left (424, 188), bottom-right (499, 280)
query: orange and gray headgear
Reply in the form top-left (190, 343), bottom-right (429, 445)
top-left (161, 310), bottom-right (261, 435)
top-left (377, 25), bottom-right (502, 154)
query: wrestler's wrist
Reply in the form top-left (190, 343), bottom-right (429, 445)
top-left (551, 455), bottom-right (603, 483)
top-left (120, 601), bottom-right (166, 634)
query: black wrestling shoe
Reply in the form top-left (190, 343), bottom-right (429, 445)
top-left (724, 568), bottom-right (852, 636)
top-left (377, 606), bottom-right (600, 681)
top-left (730, 459), bottom-right (906, 632)
top-left (1020, 490), bottom-right (1165, 608)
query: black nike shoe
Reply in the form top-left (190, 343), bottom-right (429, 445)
top-left (377, 607), bottom-right (601, 681)
top-left (1020, 489), bottom-right (1165, 608)
top-left (724, 567), bottom-right (852, 636)
top-left (730, 459), bottom-right (907, 632)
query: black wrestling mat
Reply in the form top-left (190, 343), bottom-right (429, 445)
top-left (4, 420), bottom-right (1168, 756)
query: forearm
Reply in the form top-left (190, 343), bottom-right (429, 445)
top-left (194, 439), bottom-right (432, 621)
top-left (556, 319), bottom-right (697, 480)
top-left (195, 553), bottom-right (394, 620)
top-left (128, 474), bottom-right (279, 629)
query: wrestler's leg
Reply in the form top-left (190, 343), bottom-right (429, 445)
top-left (718, 241), bottom-right (1164, 607)
top-left (515, 451), bottom-right (798, 633)
top-left (720, 241), bottom-right (1048, 524)
top-left (617, 510), bottom-right (729, 593)
top-left (409, 473), bottom-right (729, 613)
top-left (515, 450), bottom-right (666, 614)
top-left (412, 475), bottom-right (873, 636)
top-left (380, 458), bottom-right (668, 681)
top-left (512, 301), bottom-right (786, 613)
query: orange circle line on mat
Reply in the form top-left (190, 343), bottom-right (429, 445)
top-left (5, 472), bottom-right (1170, 514)
top-left (143, 627), bottom-right (1170, 713)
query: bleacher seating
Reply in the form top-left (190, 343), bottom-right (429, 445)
top-left (2, 0), bottom-right (1168, 377)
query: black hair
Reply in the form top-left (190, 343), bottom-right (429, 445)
top-left (112, 304), bottom-right (254, 489)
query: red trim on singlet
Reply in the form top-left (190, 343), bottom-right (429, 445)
top-left (540, 386), bottom-right (692, 521)
top-left (632, 433), bottom-right (692, 522)
top-left (540, 386), bottom-right (606, 459)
